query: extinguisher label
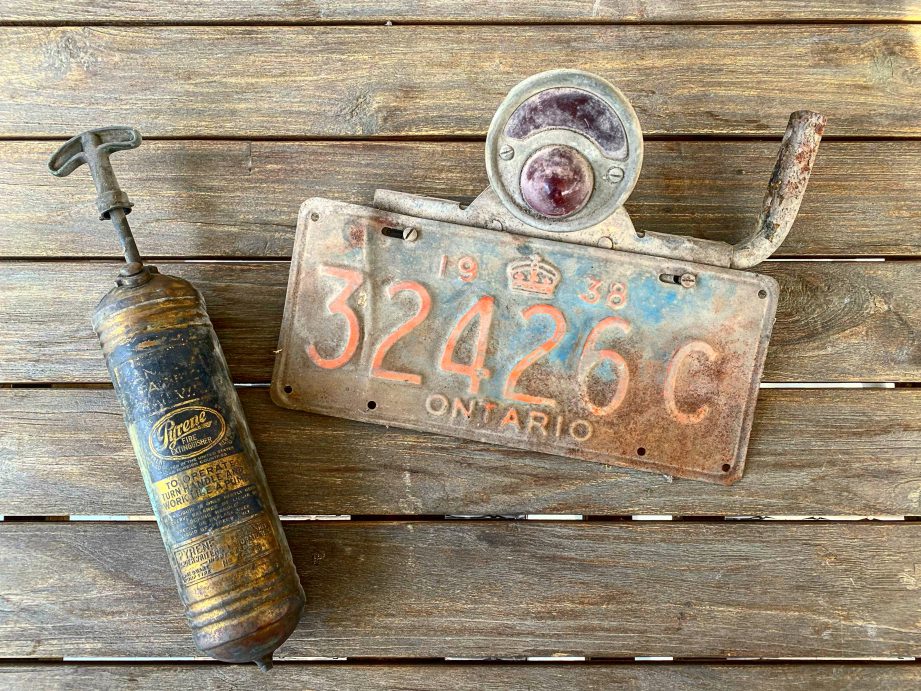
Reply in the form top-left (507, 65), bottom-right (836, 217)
top-left (113, 324), bottom-right (274, 585)
top-left (172, 513), bottom-right (276, 586)
top-left (148, 405), bottom-right (228, 460)
top-left (153, 453), bottom-right (250, 513)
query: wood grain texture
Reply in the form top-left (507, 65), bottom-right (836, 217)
top-left (6, 140), bottom-right (919, 259)
top-left (4, 1), bottom-right (921, 23)
top-left (2, 388), bottom-right (919, 517)
top-left (1, 25), bottom-right (919, 137)
top-left (1, 261), bottom-right (917, 384)
top-left (0, 262), bottom-right (281, 384)
top-left (2, 521), bottom-right (920, 658)
top-left (3, 662), bottom-right (921, 691)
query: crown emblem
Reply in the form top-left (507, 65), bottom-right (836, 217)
top-left (507, 254), bottom-right (561, 297)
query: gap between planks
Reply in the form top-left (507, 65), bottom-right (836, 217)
top-left (1, 515), bottom-right (914, 522)
top-left (8, 133), bottom-right (921, 142)
top-left (0, 257), bottom-right (899, 263)
top-left (37, 655), bottom-right (921, 661)
top-left (3, 659), bottom-right (921, 691)
top-left (2, 19), bottom-right (921, 26)
top-left (2, 655), bottom-right (917, 662)
top-left (4, 0), bottom-right (921, 27)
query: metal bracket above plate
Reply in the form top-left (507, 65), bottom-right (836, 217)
top-left (373, 186), bottom-right (735, 267)
top-left (375, 70), bottom-right (825, 271)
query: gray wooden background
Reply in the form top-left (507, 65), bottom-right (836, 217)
top-left (0, 2), bottom-right (919, 689)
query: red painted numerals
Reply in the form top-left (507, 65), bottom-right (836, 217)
top-left (439, 296), bottom-right (495, 394)
top-left (370, 281), bottom-right (432, 385)
top-left (309, 268), bottom-right (436, 386)
top-left (503, 305), bottom-right (566, 407)
top-left (307, 263), bottom-right (718, 425)
top-left (307, 265), bottom-right (364, 369)
top-left (578, 317), bottom-right (631, 416)
top-left (579, 277), bottom-right (628, 310)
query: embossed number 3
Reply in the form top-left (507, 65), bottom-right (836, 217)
top-left (307, 265), bottom-right (364, 369)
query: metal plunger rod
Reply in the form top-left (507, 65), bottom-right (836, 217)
top-left (109, 207), bottom-right (142, 267)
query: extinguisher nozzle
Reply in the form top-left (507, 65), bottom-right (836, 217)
top-left (49, 127), bottom-right (150, 278)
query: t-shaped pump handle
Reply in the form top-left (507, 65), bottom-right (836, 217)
top-left (48, 127), bottom-right (149, 281)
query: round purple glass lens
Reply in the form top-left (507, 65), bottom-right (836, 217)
top-left (519, 145), bottom-right (594, 217)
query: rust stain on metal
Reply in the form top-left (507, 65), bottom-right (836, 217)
top-left (273, 199), bottom-right (777, 485)
top-left (731, 110), bottom-right (827, 268)
top-left (347, 222), bottom-right (365, 248)
top-left (272, 70), bottom-right (825, 485)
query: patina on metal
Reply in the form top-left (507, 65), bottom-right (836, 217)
top-left (49, 127), bottom-right (305, 669)
top-left (272, 70), bottom-right (826, 485)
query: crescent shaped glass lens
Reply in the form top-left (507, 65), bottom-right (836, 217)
top-left (504, 87), bottom-right (628, 160)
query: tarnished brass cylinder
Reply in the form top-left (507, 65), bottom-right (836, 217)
top-left (93, 267), bottom-right (304, 669)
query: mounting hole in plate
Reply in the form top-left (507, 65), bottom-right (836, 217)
top-left (310, 212), bottom-right (320, 222)
top-left (283, 385), bottom-right (293, 394)
top-left (722, 463), bottom-right (732, 472)
top-left (367, 400), bottom-right (377, 410)
top-left (381, 226), bottom-right (405, 239)
top-left (758, 289), bottom-right (768, 299)
top-left (637, 447), bottom-right (646, 456)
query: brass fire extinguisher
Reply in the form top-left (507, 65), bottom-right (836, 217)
top-left (48, 127), bottom-right (305, 669)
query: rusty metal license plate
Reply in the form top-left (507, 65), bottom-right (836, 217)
top-left (272, 199), bottom-right (778, 484)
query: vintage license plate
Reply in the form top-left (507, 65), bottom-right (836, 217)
top-left (272, 199), bottom-right (778, 484)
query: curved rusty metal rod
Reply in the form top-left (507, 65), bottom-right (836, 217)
top-left (730, 110), bottom-right (827, 269)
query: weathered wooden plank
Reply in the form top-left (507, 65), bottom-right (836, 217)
top-left (2, 388), bottom-right (918, 517)
top-left (4, 1), bottom-right (921, 23)
top-left (1, 261), bottom-right (917, 384)
top-left (1, 26), bottom-right (919, 137)
top-left (5, 140), bottom-right (919, 259)
top-left (1, 522), bottom-right (919, 658)
top-left (3, 662), bottom-right (921, 691)
top-left (0, 262), bottom-right (281, 384)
